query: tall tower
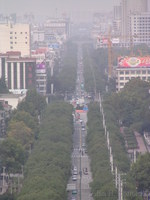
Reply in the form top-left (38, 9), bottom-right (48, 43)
top-left (121, 0), bottom-right (147, 37)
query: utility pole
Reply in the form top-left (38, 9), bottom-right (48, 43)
top-left (2, 166), bottom-right (6, 186)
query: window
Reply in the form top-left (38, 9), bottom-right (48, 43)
top-left (131, 71), bottom-right (135, 74)
top-left (120, 71), bottom-right (124, 75)
top-left (120, 77), bottom-right (124, 80)
top-left (125, 71), bottom-right (129, 74)
top-left (125, 77), bottom-right (129, 80)
top-left (142, 70), bottom-right (146, 74)
top-left (137, 70), bottom-right (141, 74)
top-left (142, 77), bottom-right (146, 80)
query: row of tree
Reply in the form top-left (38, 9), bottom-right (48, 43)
top-left (53, 41), bottom-right (77, 95)
top-left (0, 89), bottom-right (47, 174)
top-left (82, 44), bottom-right (108, 95)
top-left (17, 102), bottom-right (73, 200)
top-left (87, 102), bottom-right (117, 200)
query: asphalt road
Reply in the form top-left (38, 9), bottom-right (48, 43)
top-left (67, 44), bottom-right (93, 200)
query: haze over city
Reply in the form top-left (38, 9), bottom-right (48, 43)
top-left (0, 0), bottom-right (120, 20)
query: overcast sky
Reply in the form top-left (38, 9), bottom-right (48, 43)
top-left (0, 0), bottom-right (120, 16)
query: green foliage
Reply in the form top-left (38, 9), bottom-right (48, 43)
top-left (10, 110), bottom-right (39, 136)
top-left (0, 193), bottom-right (16, 200)
top-left (108, 78), bottom-right (150, 133)
top-left (130, 153), bottom-right (150, 192)
top-left (83, 45), bottom-right (107, 94)
top-left (0, 138), bottom-right (26, 173)
top-left (0, 78), bottom-right (9, 94)
top-left (7, 121), bottom-right (34, 150)
top-left (17, 102), bottom-right (73, 200)
top-left (54, 41), bottom-right (77, 94)
top-left (87, 102), bottom-right (117, 199)
top-left (17, 89), bottom-right (47, 117)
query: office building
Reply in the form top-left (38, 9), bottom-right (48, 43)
top-left (0, 51), bottom-right (36, 93)
top-left (121, 0), bottom-right (147, 38)
top-left (116, 56), bottom-right (150, 91)
top-left (0, 22), bottom-right (30, 57)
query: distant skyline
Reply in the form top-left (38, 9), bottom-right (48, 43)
top-left (0, 0), bottom-right (120, 17)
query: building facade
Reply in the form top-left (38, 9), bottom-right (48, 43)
top-left (121, 0), bottom-right (147, 38)
top-left (116, 56), bottom-right (150, 91)
top-left (0, 22), bottom-right (30, 57)
top-left (0, 52), bottom-right (36, 93)
top-left (130, 12), bottom-right (150, 46)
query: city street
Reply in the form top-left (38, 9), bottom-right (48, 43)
top-left (67, 45), bottom-right (93, 200)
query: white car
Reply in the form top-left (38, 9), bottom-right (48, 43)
top-left (79, 119), bottom-right (83, 123)
top-left (72, 175), bottom-right (77, 181)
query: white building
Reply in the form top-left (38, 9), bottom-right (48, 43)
top-left (130, 12), bottom-right (150, 46)
top-left (0, 22), bottom-right (30, 57)
top-left (121, 0), bottom-right (147, 38)
top-left (116, 56), bottom-right (150, 91)
top-left (0, 94), bottom-right (26, 110)
top-left (32, 30), bottom-right (45, 43)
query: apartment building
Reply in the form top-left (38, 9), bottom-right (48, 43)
top-left (116, 56), bottom-right (150, 91)
top-left (0, 22), bottom-right (30, 57)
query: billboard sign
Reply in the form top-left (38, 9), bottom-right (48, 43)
top-left (118, 57), bottom-right (150, 68)
top-left (36, 62), bottom-right (46, 73)
top-left (48, 43), bottom-right (60, 49)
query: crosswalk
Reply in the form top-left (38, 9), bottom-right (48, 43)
top-left (72, 148), bottom-right (88, 158)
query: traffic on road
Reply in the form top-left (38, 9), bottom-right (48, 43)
top-left (67, 45), bottom-right (93, 200)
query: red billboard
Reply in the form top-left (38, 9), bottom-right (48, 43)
top-left (118, 57), bottom-right (150, 68)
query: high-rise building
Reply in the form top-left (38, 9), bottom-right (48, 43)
top-left (130, 12), bottom-right (150, 46)
top-left (121, 0), bottom-right (147, 37)
top-left (0, 22), bottom-right (30, 57)
top-left (113, 6), bottom-right (121, 35)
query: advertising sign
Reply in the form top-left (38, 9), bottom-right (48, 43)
top-left (36, 62), bottom-right (46, 73)
top-left (118, 57), bottom-right (150, 68)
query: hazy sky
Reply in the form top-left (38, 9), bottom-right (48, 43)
top-left (0, 0), bottom-right (120, 16)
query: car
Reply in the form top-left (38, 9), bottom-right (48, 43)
top-left (79, 119), bottom-right (83, 123)
top-left (82, 143), bottom-right (86, 148)
top-left (72, 190), bottom-right (77, 195)
top-left (73, 166), bottom-right (77, 171)
top-left (85, 149), bottom-right (88, 153)
top-left (73, 169), bottom-right (78, 175)
top-left (72, 175), bottom-right (77, 181)
top-left (82, 127), bottom-right (85, 131)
